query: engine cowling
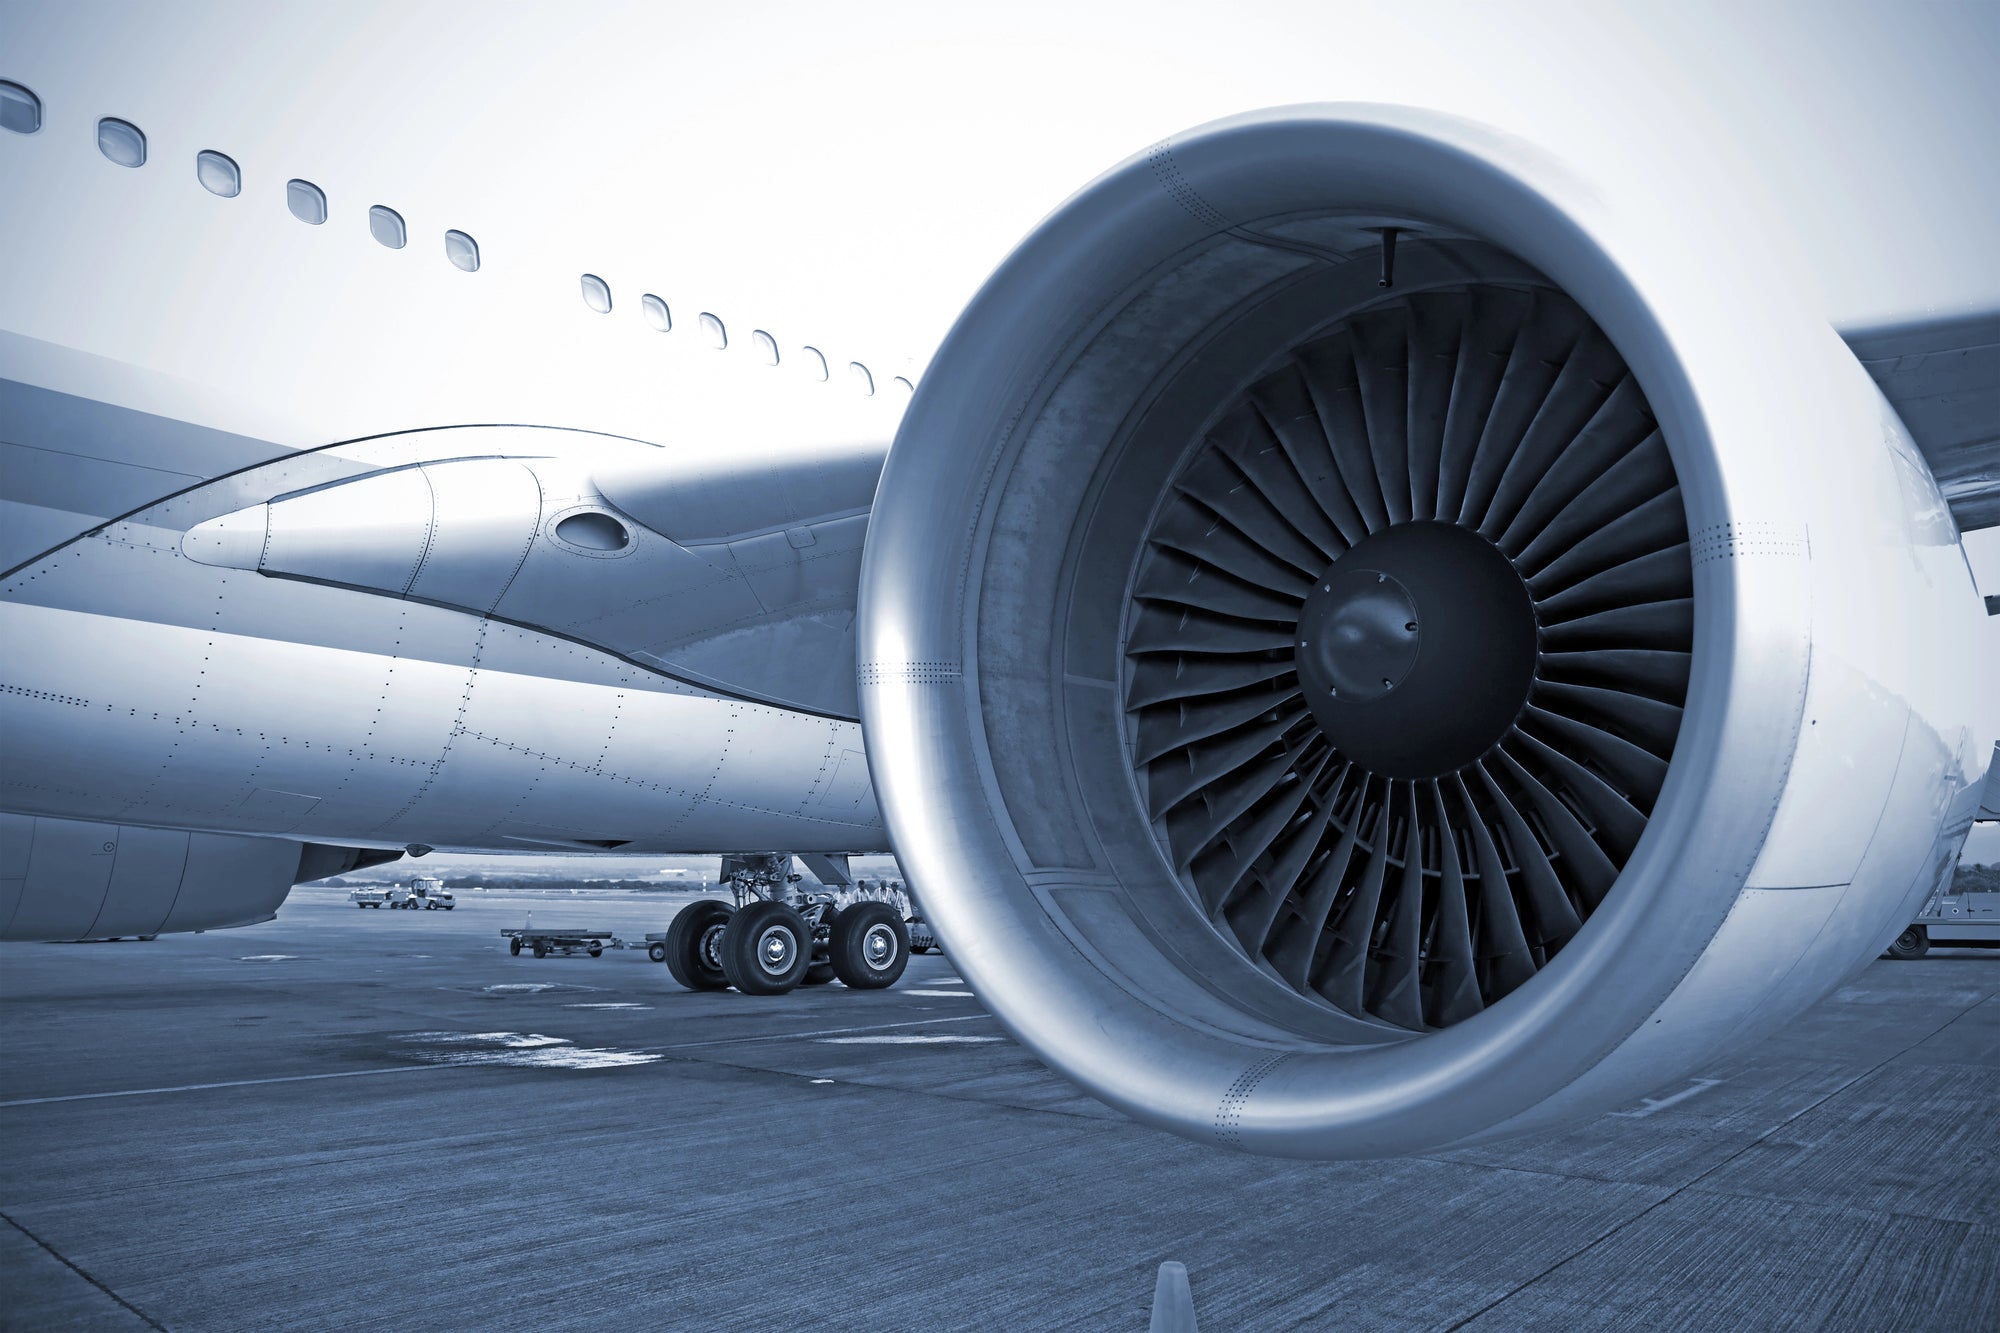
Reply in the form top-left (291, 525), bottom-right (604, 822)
top-left (857, 105), bottom-right (1992, 1158)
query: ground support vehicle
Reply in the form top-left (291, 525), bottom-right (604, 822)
top-left (1886, 890), bottom-right (2000, 958)
top-left (654, 855), bottom-right (913, 994)
top-left (350, 888), bottom-right (392, 908)
top-left (502, 927), bottom-right (613, 959)
top-left (406, 877), bottom-right (455, 910)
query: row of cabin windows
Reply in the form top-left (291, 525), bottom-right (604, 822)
top-left (0, 81), bottom-right (480, 272)
top-left (577, 273), bottom-right (912, 396)
top-left (4, 79), bottom-right (911, 395)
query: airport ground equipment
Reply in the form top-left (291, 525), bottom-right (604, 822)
top-left (350, 887), bottom-right (392, 909)
top-left (502, 927), bottom-right (611, 959)
top-left (1886, 890), bottom-right (2000, 959)
top-left (406, 877), bottom-right (455, 910)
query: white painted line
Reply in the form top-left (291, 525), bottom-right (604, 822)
top-left (648, 1012), bottom-right (996, 1052)
top-left (0, 1064), bottom-right (452, 1108)
top-left (564, 1002), bottom-right (652, 1010)
top-left (933, 977), bottom-right (966, 985)
top-left (810, 1078), bottom-right (835, 1085)
top-left (237, 955), bottom-right (299, 962)
top-left (820, 1034), bottom-right (1004, 1046)
top-left (1609, 1077), bottom-right (1724, 1118)
top-left (902, 990), bottom-right (975, 998)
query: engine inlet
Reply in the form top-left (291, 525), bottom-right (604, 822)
top-left (1125, 283), bottom-right (1693, 1030)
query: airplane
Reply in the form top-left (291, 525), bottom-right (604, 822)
top-left (2, 3), bottom-right (1997, 1160)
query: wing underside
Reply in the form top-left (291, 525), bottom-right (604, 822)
top-left (1842, 310), bottom-right (2000, 533)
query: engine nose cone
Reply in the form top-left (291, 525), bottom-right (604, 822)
top-left (1296, 569), bottom-right (1420, 703)
top-left (1296, 521), bottom-right (1538, 781)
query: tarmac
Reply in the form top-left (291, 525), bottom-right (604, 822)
top-left (1, 884), bottom-right (1995, 1331)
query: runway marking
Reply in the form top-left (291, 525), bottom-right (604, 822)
top-left (398, 1032), bottom-right (659, 1069)
top-left (3, 1017), bottom-right (1002, 1107)
top-left (810, 1078), bottom-right (835, 1084)
top-left (564, 1002), bottom-right (652, 1010)
top-left (820, 1034), bottom-right (1003, 1045)
top-left (1608, 1077), bottom-right (1724, 1118)
top-left (0, 1064), bottom-right (452, 1108)
top-left (648, 1012), bottom-right (997, 1052)
top-left (933, 977), bottom-right (966, 985)
top-left (902, 990), bottom-right (975, 998)
top-left (237, 955), bottom-right (300, 962)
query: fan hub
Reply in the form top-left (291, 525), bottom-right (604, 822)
top-left (1295, 521), bottom-right (1538, 781)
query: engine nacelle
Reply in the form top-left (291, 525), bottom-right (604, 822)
top-left (857, 105), bottom-right (1991, 1157)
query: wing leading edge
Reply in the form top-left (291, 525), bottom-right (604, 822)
top-left (1842, 310), bottom-right (2000, 533)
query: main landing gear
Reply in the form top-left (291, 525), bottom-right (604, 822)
top-left (657, 855), bottom-right (913, 995)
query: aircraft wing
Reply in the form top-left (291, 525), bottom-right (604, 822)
top-left (1841, 310), bottom-right (2000, 532)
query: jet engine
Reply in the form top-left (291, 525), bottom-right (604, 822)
top-left (856, 105), bottom-right (1992, 1157)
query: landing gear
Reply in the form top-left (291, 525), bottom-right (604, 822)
top-left (659, 854), bottom-right (922, 995)
top-left (1886, 925), bottom-right (1929, 960)
top-left (830, 902), bottom-right (909, 989)
top-left (718, 900), bottom-right (812, 995)
top-left (663, 901), bottom-right (734, 991)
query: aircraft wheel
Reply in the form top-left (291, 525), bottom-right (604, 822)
top-left (509, 937), bottom-right (522, 956)
top-left (664, 901), bottom-right (734, 991)
top-left (1886, 926), bottom-right (1930, 960)
top-left (830, 903), bottom-right (910, 990)
top-left (719, 900), bottom-right (811, 995)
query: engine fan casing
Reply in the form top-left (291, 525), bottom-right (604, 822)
top-left (857, 105), bottom-right (1990, 1158)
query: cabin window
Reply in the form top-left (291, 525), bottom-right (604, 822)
top-left (195, 150), bottom-right (240, 197)
top-left (286, 178), bottom-right (327, 224)
top-left (580, 273), bottom-right (612, 314)
top-left (849, 362), bottom-right (875, 396)
top-left (640, 293), bottom-right (671, 332)
top-left (699, 312), bottom-right (726, 349)
top-left (801, 346), bottom-right (829, 381)
top-left (892, 376), bottom-right (915, 396)
top-left (0, 81), bottom-right (41, 135)
top-left (444, 230), bottom-right (479, 272)
top-left (368, 205), bottom-right (406, 248)
top-left (96, 118), bottom-right (146, 167)
top-left (752, 330), bottom-right (779, 366)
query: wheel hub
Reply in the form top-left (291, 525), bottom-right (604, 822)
top-left (1295, 520), bottom-right (1538, 780)
top-left (756, 925), bottom-right (797, 975)
top-left (862, 924), bottom-right (897, 969)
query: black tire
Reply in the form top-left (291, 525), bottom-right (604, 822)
top-left (1887, 926), bottom-right (1930, 960)
top-left (647, 941), bottom-right (668, 964)
top-left (509, 936), bottom-right (522, 955)
top-left (718, 900), bottom-right (812, 995)
top-left (802, 959), bottom-right (838, 986)
top-left (588, 945), bottom-right (603, 958)
top-left (664, 901), bottom-right (734, 991)
top-left (533, 940), bottom-right (548, 958)
top-left (830, 902), bottom-right (910, 990)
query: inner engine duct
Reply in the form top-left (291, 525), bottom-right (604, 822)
top-left (857, 105), bottom-right (1992, 1158)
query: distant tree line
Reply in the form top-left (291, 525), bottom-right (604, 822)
top-left (1955, 863), bottom-right (2000, 894)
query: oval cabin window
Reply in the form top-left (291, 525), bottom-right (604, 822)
top-left (368, 205), bottom-right (407, 248)
top-left (1, 81), bottom-right (43, 135)
top-left (580, 273), bottom-right (612, 314)
top-left (444, 230), bottom-right (480, 272)
top-left (195, 150), bottom-right (241, 197)
top-left (97, 117), bottom-right (146, 167)
top-left (286, 178), bottom-right (327, 225)
top-left (641, 294), bottom-right (671, 332)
